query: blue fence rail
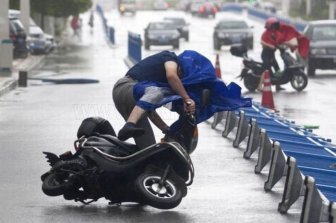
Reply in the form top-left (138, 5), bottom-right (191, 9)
top-left (246, 7), bottom-right (307, 32)
top-left (220, 3), bottom-right (308, 32)
top-left (108, 27), bottom-right (115, 45)
top-left (97, 4), bottom-right (140, 66)
top-left (96, 4), bottom-right (115, 45)
top-left (221, 3), bottom-right (243, 13)
top-left (128, 32), bottom-right (142, 64)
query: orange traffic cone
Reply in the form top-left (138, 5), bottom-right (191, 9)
top-left (215, 54), bottom-right (222, 79)
top-left (261, 70), bottom-right (275, 110)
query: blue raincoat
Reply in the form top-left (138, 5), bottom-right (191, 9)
top-left (133, 50), bottom-right (252, 130)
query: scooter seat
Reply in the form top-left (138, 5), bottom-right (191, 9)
top-left (83, 135), bottom-right (139, 157)
top-left (99, 134), bottom-right (139, 154)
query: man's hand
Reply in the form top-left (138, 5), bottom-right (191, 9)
top-left (184, 98), bottom-right (196, 114)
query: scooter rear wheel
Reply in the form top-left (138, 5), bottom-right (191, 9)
top-left (42, 159), bottom-right (86, 196)
top-left (135, 170), bottom-right (184, 209)
top-left (42, 173), bottom-right (75, 196)
top-left (243, 74), bottom-right (259, 92)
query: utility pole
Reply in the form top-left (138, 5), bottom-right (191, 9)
top-left (0, 0), bottom-right (9, 41)
top-left (20, 0), bottom-right (30, 35)
top-left (282, 0), bottom-right (290, 16)
top-left (330, 1), bottom-right (336, 19)
top-left (306, 0), bottom-right (312, 15)
top-left (0, 0), bottom-right (13, 75)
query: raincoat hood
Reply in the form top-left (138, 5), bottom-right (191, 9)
top-left (177, 50), bottom-right (217, 85)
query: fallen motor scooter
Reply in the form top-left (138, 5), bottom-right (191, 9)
top-left (41, 114), bottom-right (197, 209)
top-left (230, 44), bottom-right (308, 92)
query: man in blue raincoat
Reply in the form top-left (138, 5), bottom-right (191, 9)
top-left (112, 50), bottom-right (251, 149)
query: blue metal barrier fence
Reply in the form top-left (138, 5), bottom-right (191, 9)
top-left (210, 102), bottom-right (336, 222)
top-left (128, 32), bottom-right (142, 64)
top-left (96, 4), bottom-right (115, 45)
top-left (220, 3), bottom-right (307, 32)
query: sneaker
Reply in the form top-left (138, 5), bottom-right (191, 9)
top-left (276, 85), bottom-right (285, 91)
top-left (118, 122), bottom-right (145, 141)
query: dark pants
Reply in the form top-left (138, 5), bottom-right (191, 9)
top-left (112, 76), bottom-right (156, 149)
top-left (261, 47), bottom-right (280, 75)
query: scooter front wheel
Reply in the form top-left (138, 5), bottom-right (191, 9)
top-left (134, 171), bottom-right (184, 209)
top-left (291, 70), bottom-right (308, 92)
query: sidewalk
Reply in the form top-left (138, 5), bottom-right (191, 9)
top-left (0, 23), bottom-right (74, 98)
top-left (0, 54), bottom-right (46, 98)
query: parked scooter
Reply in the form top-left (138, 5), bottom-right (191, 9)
top-left (14, 34), bottom-right (29, 58)
top-left (230, 44), bottom-right (308, 92)
top-left (41, 114), bottom-right (197, 209)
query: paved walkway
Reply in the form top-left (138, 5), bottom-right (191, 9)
top-left (0, 53), bottom-right (45, 97)
top-left (0, 24), bottom-right (73, 97)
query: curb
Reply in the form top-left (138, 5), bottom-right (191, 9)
top-left (0, 55), bottom-right (46, 98)
top-left (0, 78), bottom-right (18, 98)
top-left (0, 26), bottom-right (71, 99)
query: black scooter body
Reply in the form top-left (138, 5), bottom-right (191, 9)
top-left (80, 136), bottom-right (192, 181)
top-left (41, 116), bottom-right (195, 209)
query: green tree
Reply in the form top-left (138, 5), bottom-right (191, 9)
top-left (31, 0), bottom-right (92, 17)
top-left (9, 0), bottom-right (19, 9)
top-left (30, 0), bottom-right (92, 34)
top-left (10, 0), bottom-right (92, 17)
top-left (290, 0), bottom-right (329, 20)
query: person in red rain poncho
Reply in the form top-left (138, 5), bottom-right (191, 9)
top-left (260, 17), bottom-right (310, 91)
top-left (71, 15), bottom-right (81, 37)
